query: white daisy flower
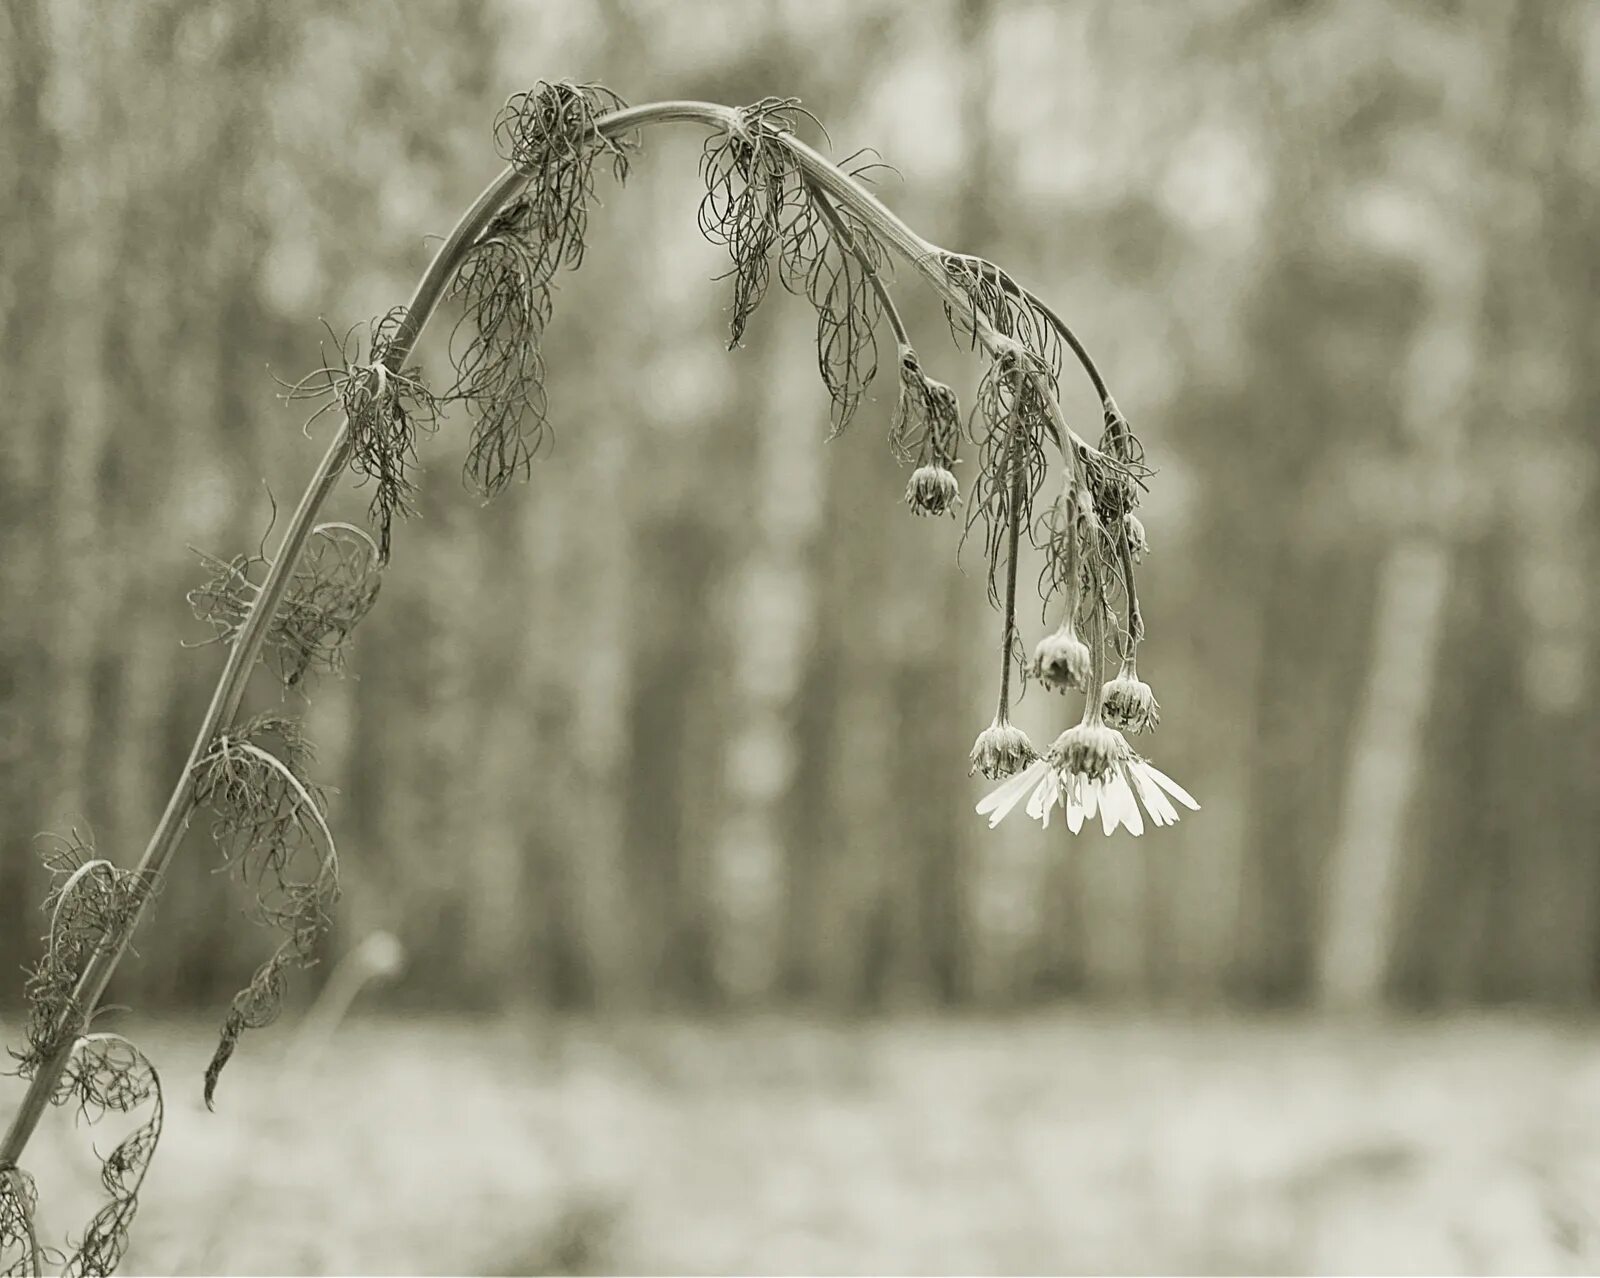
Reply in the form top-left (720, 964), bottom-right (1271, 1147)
top-left (974, 722), bottom-right (1198, 835)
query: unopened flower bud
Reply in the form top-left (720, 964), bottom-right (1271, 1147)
top-left (1032, 627), bottom-right (1092, 693)
top-left (968, 717), bottom-right (1036, 779)
top-left (906, 464), bottom-right (960, 517)
top-left (1101, 668), bottom-right (1160, 733)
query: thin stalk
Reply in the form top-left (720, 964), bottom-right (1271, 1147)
top-left (995, 365), bottom-right (1028, 721)
top-left (0, 158), bottom-right (523, 1169)
top-left (1114, 523), bottom-right (1144, 654)
top-left (991, 273), bottom-right (1114, 407)
top-left (806, 181), bottom-right (911, 348)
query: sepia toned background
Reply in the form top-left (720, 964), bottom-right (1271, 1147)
top-left (2, 0), bottom-right (1598, 1272)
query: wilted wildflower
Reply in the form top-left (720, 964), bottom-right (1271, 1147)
top-left (967, 716), bottom-right (1036, 780)
top-left (976, 721), bottom-right (1197, 835)
top-left (1101, 662), bottom-right (1160, 733)
top-left (906, 463), bottom-right (960, 516)
top-left (1032, 625), bottom-right (1092, 693)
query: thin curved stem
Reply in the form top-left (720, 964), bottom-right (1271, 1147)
top-left (990, 272), bottom-right (1114, 407)
top-left (995, 364), bottom-right (1028, 722)
top-left (613, 103), bottom-right (1105, 460)
top-left (0, 159), bottom-right (524, 1170)
top-left (805, 180), bottom-right (911, 349)
top-left (1114, 523), bottom-right (1144, 656)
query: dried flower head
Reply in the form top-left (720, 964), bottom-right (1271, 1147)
top-left (905, 464), bottom-right (960, 517)
top-left (967, 716), bottom-right (1037, 780)
top-left (1052, 721), bottom-right (1127, 783)
top-left (1101, 663), bottom-right (1160, 733)
top-left (1032, 626), bottom-right (1092, 693)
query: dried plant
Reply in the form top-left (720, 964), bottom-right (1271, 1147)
top-left (276, 312), bottom-right (440, 561)
top-left (0, 78), bottom-right (1193, 1270)
top-left (188, 514), bottom-right (382, 688)
top-left (191, 713), bottom-right (338, 1107)
top-left (0, 1164), bottom-right (39, 1277)
top-left (52, 1036), bottom-right (164, 1278)
top-left (449, 81), bottom-right (632, 495)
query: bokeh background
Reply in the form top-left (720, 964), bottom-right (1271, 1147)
top-left (3, 0), bottom-right (1599, 1272)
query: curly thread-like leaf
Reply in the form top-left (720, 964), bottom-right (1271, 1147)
top-left (55, 1034), bottom-right (163, 1278)
top-left (192, 715), bottom-right (338, 1107)
top-left (448, 81), bottom-right (633, 496)
top-left (10, 833), bottom-right (151, 1078)
top-left (698, 97), bottom-right (818, 348)
top-left (890, 348), bottom-right (961, 470)
top-left (189, 519), bottom-right (383, 688)
top-left (276, 312), bottom-right (439, 560)
top-left (785, 182), bottom-right (885, 435)
top-left (0, 1167), bottom-right (40, 1278)
top-left (964, 350), bottom-right (1052, 612)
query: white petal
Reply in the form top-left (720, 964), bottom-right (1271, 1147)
top-left (1066, 780), bottom-right (1085, 834)
top-left (1026, 769), bottom-right (1062, 827)
top-left (1128, 763), bottom-right (1178, 826)
top-left (1081, 776), bottom-right (1100, 823)
top-left (1112, 771), bottom-right (1143, 836)
top-left (1145, 763), bottom-right (1200, 811)
top-left (1099, 779), bottom-right (1119, 835)
top-left (976, 760), bottom-right (1048, 827)
top-left (1036, 770), bottom-right (1062, 831)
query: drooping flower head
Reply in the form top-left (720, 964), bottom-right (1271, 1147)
top-left (975, 720), bottom-right (1197, 835)
top-left (967, 716), bottom-right (1036, 780)
top-left (1100, 661), bottom-right (1160, 734)
top-left (905, 464), bottom-right (960, 517)
top-left (1032, 625), bottom-right (1092, 693)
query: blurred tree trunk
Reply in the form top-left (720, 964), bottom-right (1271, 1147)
top-left (0, 0), bottom-right (60, 974)
top-left (708, 317), bottom-right (827, 1002)
top-left (126, 5), bottom-right (290, 1011)
top-left (619, 509), bottom-right (727, 1003)
top-left (1314, 264), bottom-right (1478, 1009)
top-left (1225, 246), bottom-right (1415, 1003)
top-left (1460, 0), bottom-right (1600, 1003)
top-left (1355, 0), bottom-right (1600, 1007)
top-left (880, 0), bottom-right (996, 1007)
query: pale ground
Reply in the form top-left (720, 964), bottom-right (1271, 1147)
top-left (7, 1011), bottom-right (1600, 1275)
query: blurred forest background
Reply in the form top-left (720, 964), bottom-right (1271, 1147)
top-left (3, 0), bottom-right (1600, 1023)
top-left (6, 1), bottom-right (1600, 1272)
